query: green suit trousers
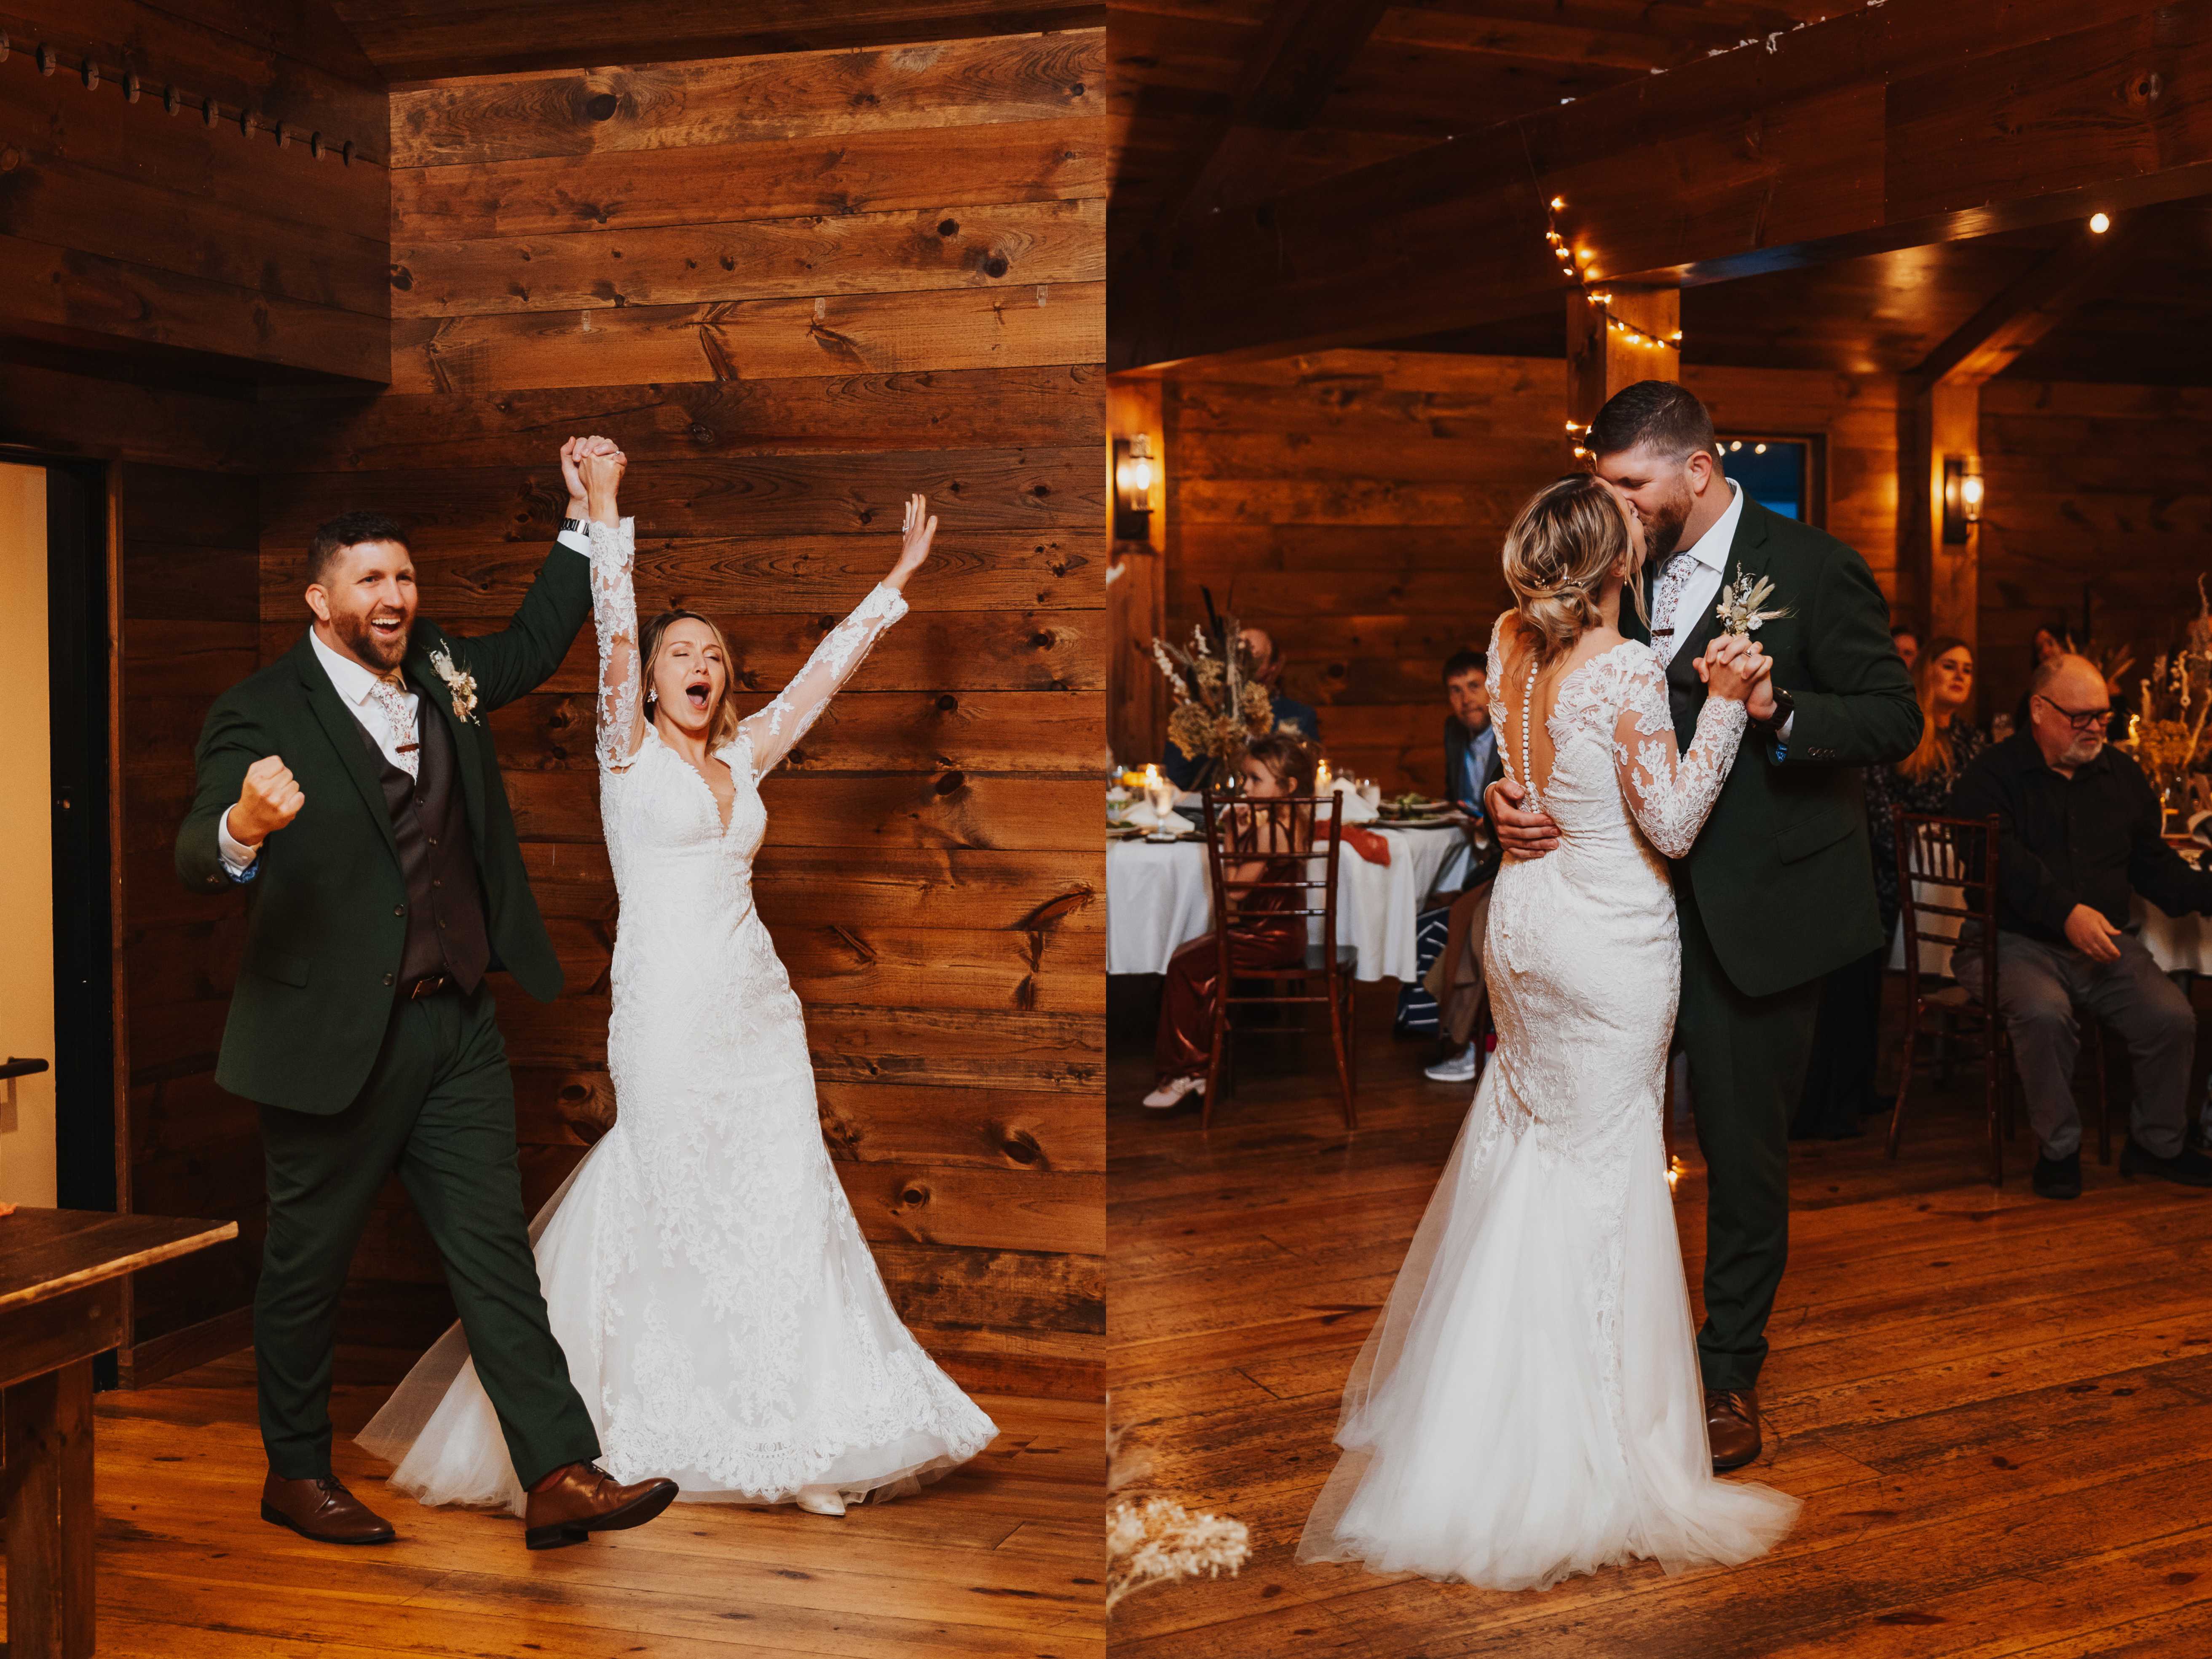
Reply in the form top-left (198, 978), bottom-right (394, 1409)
top-left (254, 986), bottom-right (600, 1486)
top-left (1677, 884), bottom-right (1824, 1394)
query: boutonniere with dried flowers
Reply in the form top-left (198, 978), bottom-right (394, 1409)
top-left (1714, 566), bottom-right (1790, 637)
top-left (429, 647), bottom-right (479, 724)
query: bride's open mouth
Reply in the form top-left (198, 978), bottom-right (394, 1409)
top-left (684, 677), bottom-right (711, 712)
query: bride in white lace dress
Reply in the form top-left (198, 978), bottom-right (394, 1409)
top-left (1299, 473), bottom-right (1800, 1589)
top-left (361, 456), bottom-right (994, 1518)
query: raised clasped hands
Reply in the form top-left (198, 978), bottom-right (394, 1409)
top-left (884, 492), bottom-right (937, 592)
top-left (560, 436), bottom-right (626, 527)
top-left (575, 439), bottom-right (628, 528)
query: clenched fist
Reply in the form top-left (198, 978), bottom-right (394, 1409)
top-left (233, 755), bottom-right (305, 847)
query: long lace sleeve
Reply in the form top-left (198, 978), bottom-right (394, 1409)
top-left (588, 518), bottom-right (646, 772)
top-left (1612, 651), bottom-right (1748, 859)
top-left (738, 582), bottom-right (909, 781)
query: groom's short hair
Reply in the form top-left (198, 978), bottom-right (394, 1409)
top-left (307, 512), bottom-right (412, 586)
top-left (1587, 381), bottom-right (1718, 466)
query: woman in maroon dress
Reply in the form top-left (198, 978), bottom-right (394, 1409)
top-left (1143, 733), bottom-right (1319, 1110)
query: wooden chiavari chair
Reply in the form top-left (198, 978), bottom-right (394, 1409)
top-left (1197, 791), bottom-right (1358, 1130)
top-left (1887, 809), bottom-right (2010, 1185)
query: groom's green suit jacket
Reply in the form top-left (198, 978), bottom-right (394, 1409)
top-left (176, 540), bottom-right (591, 1116)
top-left (1622, 496), bottom-right (1921, 998)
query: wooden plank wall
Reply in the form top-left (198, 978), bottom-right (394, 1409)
top-left (112, 458), bottom-right (266, 1377)
top-left (1148, 350), bottom-right (1904, 792)
top-left (255, 29), bottom-right (1109, 1399)
top-left (0, 0), bottom-right (388, 1384)
top-left (0, 0), bottom-right (389, 381)
top-left (1977, 380), bottom-right (2212, 724)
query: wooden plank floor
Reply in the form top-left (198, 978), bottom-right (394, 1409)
top-left (1108, 988), bottom-right (2212, 1657)
top-left (8, 1353), bottom-right (1101, 1658)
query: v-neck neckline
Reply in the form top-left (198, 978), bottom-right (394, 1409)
top-left (650, 726), bottom-right (738, 835)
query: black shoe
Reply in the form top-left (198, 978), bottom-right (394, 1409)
top-left (2032, 1149), bottom-right (2082, 1200)
top-left (2118, 1140), bottom-right (2212, 1188)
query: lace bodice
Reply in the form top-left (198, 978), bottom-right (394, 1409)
top-left (1489, 616), bottom-right (1747, 861)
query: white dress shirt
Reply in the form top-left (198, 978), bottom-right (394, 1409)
top-left (1649, 479), bottom-right (1743, 667)
top-left (217, 525), bottom-right (594, 877)
top-left (1647, 479), bottom-right (1792, 747)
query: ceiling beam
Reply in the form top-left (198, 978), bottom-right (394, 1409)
top-left (1115, 0), bottom-right (2212, 370)
top-left (330, 1), bottom-right (1105, 82)
top-left (1912, 222), bottom-right (2141, 388)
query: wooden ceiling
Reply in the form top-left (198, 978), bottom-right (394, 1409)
top-left (1110, 1), bottom-right (2212, 385)
top-left (1109, 0), bottom-right (1839, 267)
top-left (325, 0), bottom-right (1105, 81)
top-left (1380, 204), bottom-right (2212, 386)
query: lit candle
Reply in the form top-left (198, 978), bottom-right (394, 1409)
top-left (1143, 763), bottom-right (1176, 819)
top-left (1316, 758), bottom-right (1333, 796)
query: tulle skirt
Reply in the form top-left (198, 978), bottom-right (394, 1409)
top-left (1297, 1071), bottom-right (1799, 1589)
top-left (357, 1126), bottom-right (996, 1517)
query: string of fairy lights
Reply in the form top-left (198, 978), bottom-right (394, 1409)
top-left (1547, 195), bottom-right (1684, 460)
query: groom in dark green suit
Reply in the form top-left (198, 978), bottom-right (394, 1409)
top-left (1491, 383), bottom-right (1920, 1470)
top-left (177, 438), bottom-right (678, 1549)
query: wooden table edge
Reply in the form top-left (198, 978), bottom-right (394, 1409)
top-left (0, 1220), bottom-right (240, 1314)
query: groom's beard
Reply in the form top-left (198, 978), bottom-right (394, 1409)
top-left (332, 606), bottom-right (412, 671)
top-left (1640, 490), bottom-right (1693, 564)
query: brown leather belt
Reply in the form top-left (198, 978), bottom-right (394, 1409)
top-left (404, 973), bottom-right (453, 1000)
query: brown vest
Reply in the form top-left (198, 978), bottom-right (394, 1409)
top-left (356, 692), bottom-right (492, 993)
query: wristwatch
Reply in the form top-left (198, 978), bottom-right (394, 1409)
top-left (561, 516), bottom-right (585, 534)
top-left (1764, 686), bottom-right (1796, 730)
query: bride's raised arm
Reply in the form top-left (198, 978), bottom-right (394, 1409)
top-left (737, 492), bottom-right (938, 782)
top-left (579, 446), bottom-right (648, 771)
top-left (1612, 646), bottom-right (1754, 859)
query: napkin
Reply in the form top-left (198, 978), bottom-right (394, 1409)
top-left (1344, 825), bottom-right (1392, 866)
top-left (1328, 779), bottom-right (1379, 824)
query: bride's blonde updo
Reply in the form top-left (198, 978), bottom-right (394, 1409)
top-left (1500, 474), bottom-right (1639, 666)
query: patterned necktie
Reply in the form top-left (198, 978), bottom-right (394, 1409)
top-left (366, 678), bottom-right (420, 779)
top-left (1648, 552), bottom-right (1697, 665)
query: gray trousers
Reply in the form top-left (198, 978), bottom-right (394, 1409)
top-left (1955, 930), bottom-right (2196, 1160)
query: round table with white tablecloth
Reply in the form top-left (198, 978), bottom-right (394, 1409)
top-left (1105, 822), bottom-right (1470, 983)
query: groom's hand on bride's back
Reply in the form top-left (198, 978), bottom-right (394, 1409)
top-left (232, 754), bottom-right (305, 847)
top-left (1486, 777), bottom-right (1560, 859)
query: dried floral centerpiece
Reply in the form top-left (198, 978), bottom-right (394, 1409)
top-left (2124, 576), bottom-right (2212, 826)
top-left (1150, 613), bottom-right (1280, 790)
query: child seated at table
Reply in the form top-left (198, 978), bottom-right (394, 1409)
top-left (1143, 733), bottom-right (1318, 1110)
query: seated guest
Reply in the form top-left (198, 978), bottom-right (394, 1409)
top-left (1144, 733), bottom-right (1318, 1110)
top-left (1869, 638), bottom-right (1987, 940)
top-left (1795, 636), bottom-right (1983, 1137)
top-left (1162, 625), bottom-right (1321, 788)
top-left (1891, 624), bottom-right (1920, 673)
top-left (1950, 653), bottom-right (2212, 1199)
top-left (1421, 645), bottom-right (1506, 1084)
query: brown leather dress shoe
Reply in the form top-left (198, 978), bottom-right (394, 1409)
top-left (261, 1473), bottom-right (397, 1544)
top-left (523, 1462), bottom-right (680, 1551)
top-left (1706, 1387), bottom-right (1762, 1472)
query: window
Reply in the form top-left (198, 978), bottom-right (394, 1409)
top-left (1717, 436), bottom-right (1818, 525)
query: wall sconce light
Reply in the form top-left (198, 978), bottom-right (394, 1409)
top-left (1113, 433), bottom-right (1157, 541)
top-left (1942, 455), bottom-right (1984, 543)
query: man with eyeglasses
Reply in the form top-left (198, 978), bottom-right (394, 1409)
top-left (1950, 653), bottom-right (2212, 1199)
